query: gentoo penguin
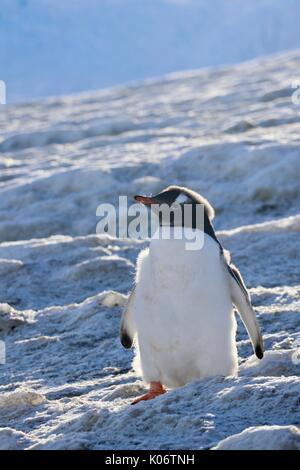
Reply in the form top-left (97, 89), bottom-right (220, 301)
top-left (120, 185), bottom-right (264, 404)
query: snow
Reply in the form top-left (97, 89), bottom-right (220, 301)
top-left (219, 214), bottom-right (300, 236)
top-left (240, 350), bottom-right (300, 377)
top-left (0, 427), bottom-right (31, 450)
top-left (213, 425), bottom-right (300, 450)
top-left (0, 50), bottom-right (299, 449)
top-left (2, 0), bottom-right (300, 103)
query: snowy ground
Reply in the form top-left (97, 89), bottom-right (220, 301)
top-left (0, 51), bottom-right (299, 450)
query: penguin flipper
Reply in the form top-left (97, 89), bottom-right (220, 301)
top-left (226, 261), bottom-right (264, 359)
top-left (120, 287), bottom-right (136, 349)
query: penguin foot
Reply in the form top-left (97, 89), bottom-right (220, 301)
top-left (131, 381), bottom-right (166, 405)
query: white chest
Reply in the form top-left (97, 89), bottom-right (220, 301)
top-left (132, 230), bottom-right (237, 386)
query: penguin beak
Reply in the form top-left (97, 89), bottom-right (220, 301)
top-left (134, 195), bottom-right (158, 206)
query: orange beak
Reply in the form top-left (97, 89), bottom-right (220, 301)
top-left (134, 195), bottom-right (158, 206)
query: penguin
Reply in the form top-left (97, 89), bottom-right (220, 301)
top-left (120, 185), bottom-right (264, 405)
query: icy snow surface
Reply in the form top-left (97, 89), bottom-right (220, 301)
top-left (0, 51), bottom-right (299, 449)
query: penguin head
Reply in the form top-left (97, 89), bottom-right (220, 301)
top-left (134, 185), bottom-right (215, 227)
top-left (135, 186), bottom-right (186, 207)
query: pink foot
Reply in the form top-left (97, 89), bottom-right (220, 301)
top-left (132, 381), bottom-right (166, 405)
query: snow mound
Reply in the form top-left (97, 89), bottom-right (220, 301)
top-left (0, 388), bottom-right (46, 412)
top-left (0, 427), bottom-right (31, 450)
top-left (219, 214), bottom-right (300, 237)
top-left (69, 255), bottom-right (134, 281)
top-left (0, 303), bottom-right (30, 334)
top-left (213, 425), bottom-right (300, 450)
top-left (240, 350), bottom-right (300, 377)
top-left (99, 291), bottom-right (126, 309)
